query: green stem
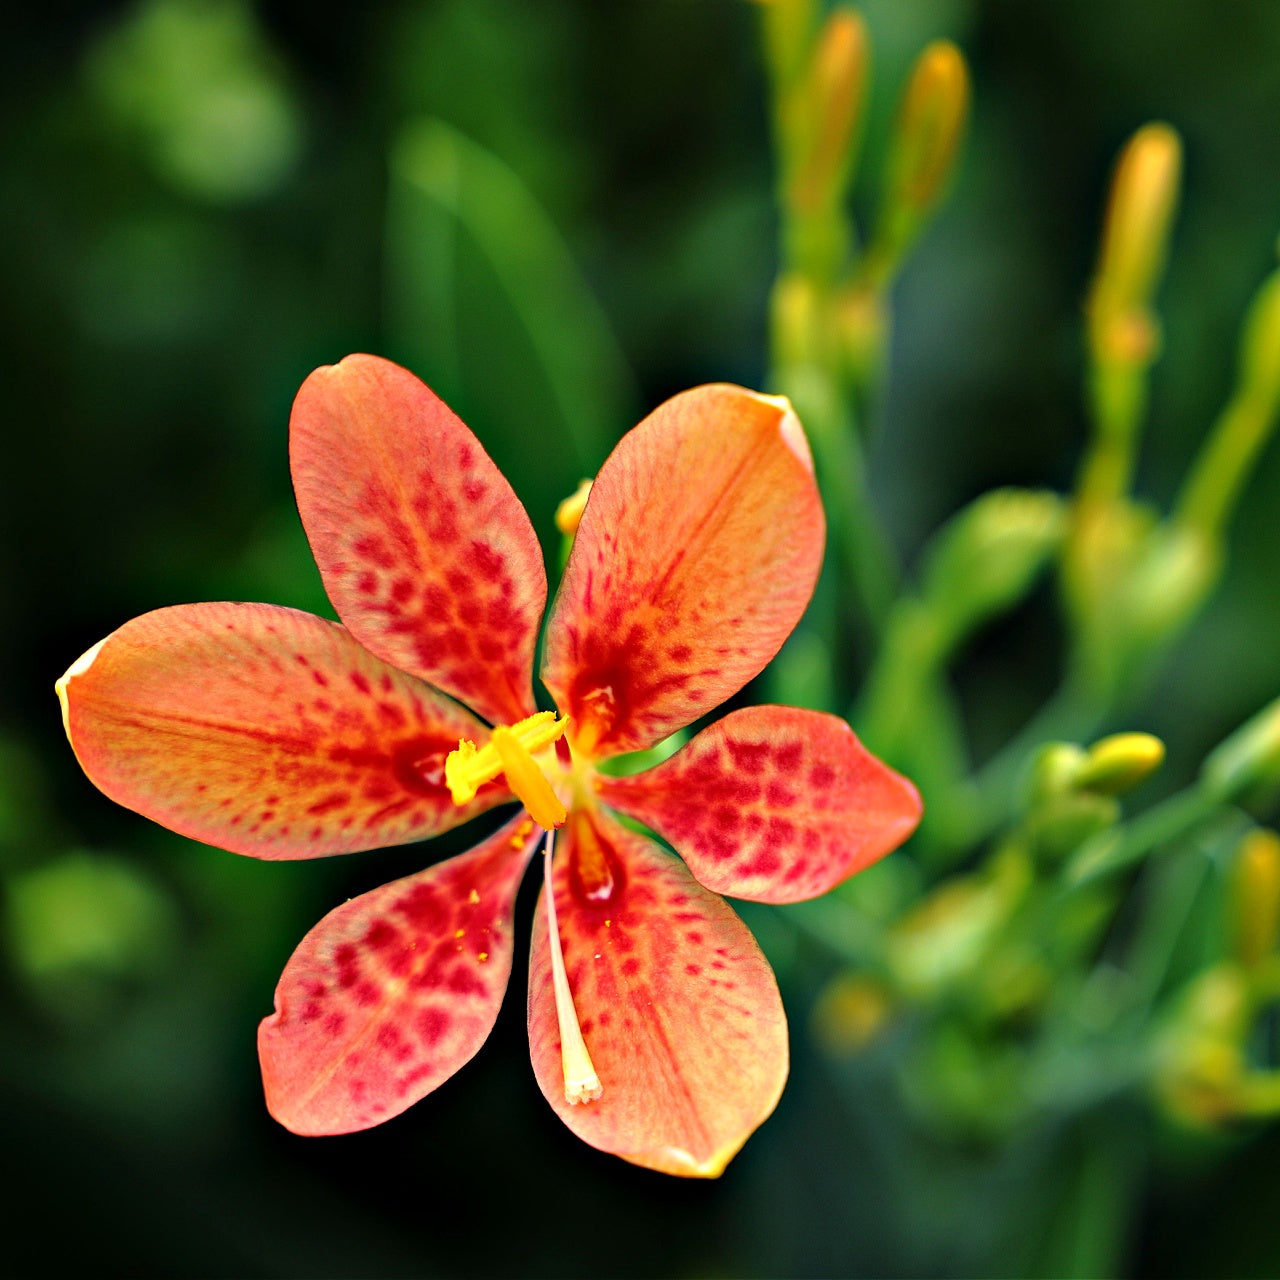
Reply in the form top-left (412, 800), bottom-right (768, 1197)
top-left (1176, 395), bottom-right (1273, 540)
top-left (1123, 845), bottom-right (1212, 1019)
top-left (1065, 786), bottom-right (1238, 887)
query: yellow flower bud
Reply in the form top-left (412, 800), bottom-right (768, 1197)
top-left (1088, 122), bottom-right (1182, 342)
top-left (1154, 965), bottom-right (1248, 1128)
top-left (1230, 828), bottom-right (1280, 968)
top-left (554, 478), bottom-right (593, 538)
top-left (785, 8), bottom-right (869, 216)
top-left (866, 39), bottom-right (969, 284)
top-left (892, 41), bottom-right (969, 214)
top-left (1073, 732), bottom-right (1165, 795)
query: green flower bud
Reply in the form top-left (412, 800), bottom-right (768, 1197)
top-left (920, 488), bottom-right (1066, 653)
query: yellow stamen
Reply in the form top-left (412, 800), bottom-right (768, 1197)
top-left (444, 711), bottom-right (568, 828)
top-left (543, 829), bottom-right (602, 1105)
top-left (555, 478), bottom-right (593, 537)
top-left (492, 727), bottom-right (566, 829)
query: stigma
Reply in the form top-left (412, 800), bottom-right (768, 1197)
top-left (444, 710), bottom-right (569, 829)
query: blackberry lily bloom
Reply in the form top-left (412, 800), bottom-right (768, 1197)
top-left (57, 355), bottom-right (921, 1176)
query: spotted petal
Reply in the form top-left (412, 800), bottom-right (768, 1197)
top-left (527, 807), bottom-right (788, 1177)
top-left (542, 384), bottom-right (825, 757)
top-left (291, 354), bottom-right (546, 728)
top-left (601, 706), bottom-right (921, 903)
top-left (259, 814), bottom-right (538, 1135)
top-left (57, 602), bottom-right (505, 859)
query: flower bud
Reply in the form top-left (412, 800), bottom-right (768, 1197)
top-left (1230, 828), bottom-right (1280, 968)
top-left (778, 8), bottom-right (869, 219)
top-left (1073, 732), bottom-right (1165, 795)
top-left (890, 41), bottom-right (968, 213)
top-left (1154, 964), bottom-right (1248, 1128)
top-left (554, 478), bottom-right (592, 538)
top-left (867, 40), bottom-right (969, 283)
top-left (1030, 742), bottom-right (1088, 803)
top-left (920, 488), bottom-right (1065, 653)
top-left (1087, 123), bottom-right (1182, 365)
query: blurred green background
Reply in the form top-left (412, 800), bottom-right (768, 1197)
top-left (6, 1), bottom-right (1280, 1275)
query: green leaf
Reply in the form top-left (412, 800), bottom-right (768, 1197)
top-left (385, 117), bottom-right (637, 476)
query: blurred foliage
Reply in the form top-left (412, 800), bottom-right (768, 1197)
top-left (7, 0), bottom-right (1280, 1276)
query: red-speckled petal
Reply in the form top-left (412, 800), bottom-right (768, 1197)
top-left (291, 354), bottom-right (545, 728)
top-left (259, 814), bottom-right (538, 1135)
top-left (57, 602), bottom-right (507, 859)
top-left (599, 706), bottom-right (922, 904)
top-left (541, 384), bottom-right (824, 757)
top-left (527, 807), bottom-right (788, 1177)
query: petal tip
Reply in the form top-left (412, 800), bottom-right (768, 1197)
top-left (56, 637), bottom-right (106, 738)
top-left (755, 390), bottom-right (815, 475)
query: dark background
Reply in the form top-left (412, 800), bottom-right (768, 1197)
top-left (5, 1), bottom-right (1280, 1275)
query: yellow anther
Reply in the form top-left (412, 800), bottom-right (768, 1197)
top-left (555, 479), bottom-right (593, 537)
top-left (492, 727), bottom-right (567, 829)
top-left (444, 711), bottom-right (569, 828)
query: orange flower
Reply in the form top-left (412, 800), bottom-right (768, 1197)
top-left (58, 355), bottom-right (920, 1176)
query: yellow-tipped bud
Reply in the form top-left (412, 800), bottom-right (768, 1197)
top-left (866, 39), bottom-right (969, 283)
top-left (1094, 124), bottom-right (1182, 313)
top-left (554, 478), bottom-right (593, 538)
top-left (1154, 964), bottom-right (1249, 1128)
top-left (786, 8), bottom-right (869, 215)
top-left (894, 41), bottom-right (969, 211)
top-left (1230, 828), bottom-right (1280, 968)
top-left (1088, 123), bottom-right (1182, 367)
top-left (1074, 732), bottom-right (1165, 795)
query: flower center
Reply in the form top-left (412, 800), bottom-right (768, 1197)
top-left (444, 710), bottom-right (569, 829)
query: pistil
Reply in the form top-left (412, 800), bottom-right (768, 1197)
top-left (542, 827), bottom-right (603, 1105)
